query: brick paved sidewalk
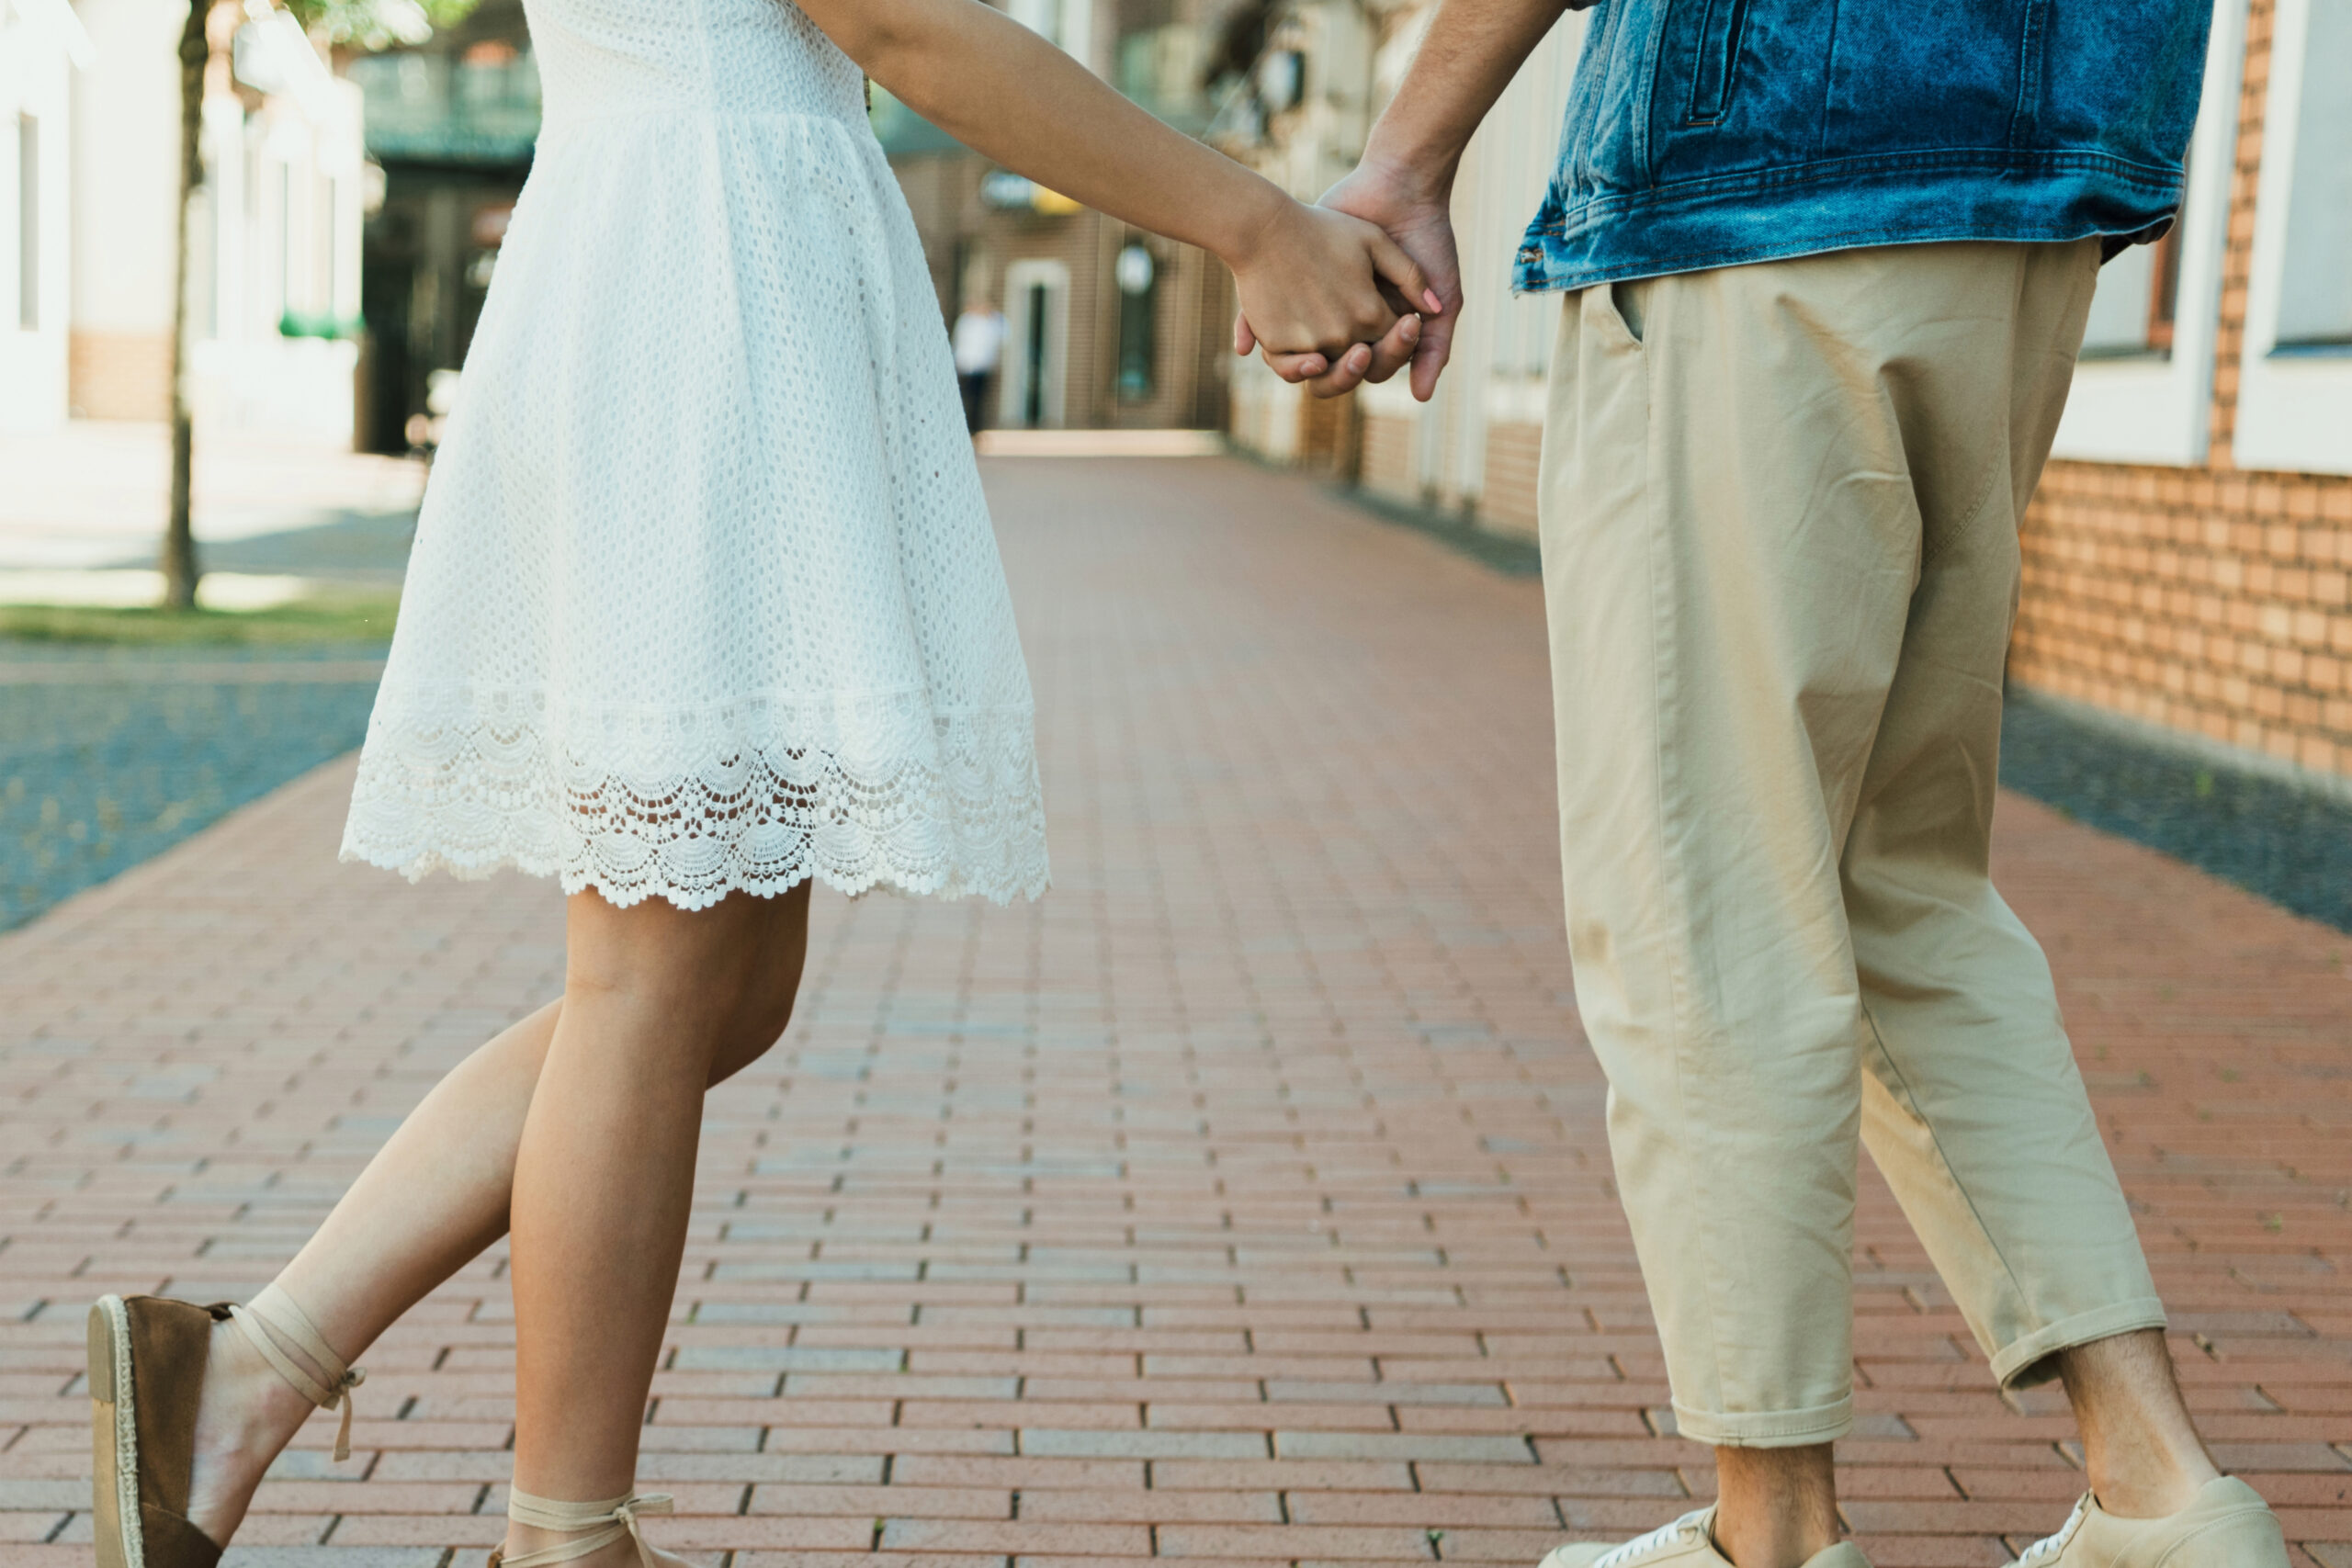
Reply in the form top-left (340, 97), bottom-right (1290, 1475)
top-left (2, 457), bottom-right (2346, 1568)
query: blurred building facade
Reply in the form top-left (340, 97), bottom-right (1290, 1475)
top-left (1217, 0), bottom-right (1578, 497)
top-left (0, 0), bottom-right (367, 434)
top-left (344, 0), bottom-right (533, 452)
top-left (348, 0), bottom-right (1247, 445)
top-left (2012, 0), bottom-right (2352, 785)
top-left (881, 0), bottom-right (1245, 432)
top-left (8, 0), bottom-right (1251, 444)
top-left (1, 0), bottom-right (82, 428)
top-left (1225, 0), bottom-right (2352, 788)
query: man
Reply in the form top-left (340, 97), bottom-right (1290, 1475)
top-left (953, 293), bottom-right (1007, 434)
top-left (1246, 3), bottom-right (2290, 1565)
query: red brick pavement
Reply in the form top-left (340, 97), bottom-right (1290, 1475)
top-left (2, 457), bottom-right (2347, 1568)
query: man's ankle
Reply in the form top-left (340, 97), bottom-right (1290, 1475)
top-left (1713, 1442), bottom-right (1840, 1567)
top-left (2057, 1327), bottom-right (2223, 1521)
top-left (1710, 1517), bottom-right (1841, 1568)
top-left (1711, 1522), bottom-right (1839, 1567)
top-left (2086, 1452), bottom-right (2222, 1520)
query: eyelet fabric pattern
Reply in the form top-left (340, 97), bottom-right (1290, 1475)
top-left (340, 0), bottom-right (1051, 908)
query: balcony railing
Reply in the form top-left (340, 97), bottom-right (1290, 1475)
top-left (348, 49), bottom-right (539, 164)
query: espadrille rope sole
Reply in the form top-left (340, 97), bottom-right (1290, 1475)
top-left (88, 1296), bottom-right (146, 1568)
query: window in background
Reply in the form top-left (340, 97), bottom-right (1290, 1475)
top-left (2049, 0), bottom-right (2245, 466)
top-left (1116, 25), bottom-right (1207, 124)
top-left (17, 114), bottom-right (36, 331)
top-left (2079, 220), bottom-right (2184, 358)
top-left (458, 38), bottom-right (515, 106)
top-left (1023, 281), bottom-right (1047, 425)
top-left (2274, 0), bottom-right (2351, 352)
top-left (277, 161), bottom-right (294, 324)
top-left (1115, 241), bottom-right (1156, 401)
top-left (2235, 0), bottom-right (2352, 470)
top-left (1007, 0), bottom-right (1062, 48)
top-left (190, 179), bottom-right (216, 339)
top-left (325, 172), bottom-right (345, 326)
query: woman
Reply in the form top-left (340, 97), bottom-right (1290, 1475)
top-left (85, 5), bottom-right (1432, 1568)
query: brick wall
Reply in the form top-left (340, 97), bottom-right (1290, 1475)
top-left (2013, 465), bottom-right (2352, 777)
top-left (1354, 409), bottom-right (1543, 539)
top-left (1359, 412), bottom-right (1415, 502)
top-left (2209, 0), bottom-right (2272, 460)
top-left (2008, 0), bottom-right (2352, 784)
top-left (1109, 239), bottom-right (1229, 434)
top-left (1479, 420), bottom-right (1543, 540)
top-left (68, 332), bottom-right (172, 422)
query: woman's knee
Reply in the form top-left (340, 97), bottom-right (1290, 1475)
top-left (707, 986), bottom-right (797, 1086)
top-left (562, 906), bottom-right (728, 1027)
top-left (563, 883), bottom-right (811, 1067)
top-left (716, 901), bottom-right (812, 1077)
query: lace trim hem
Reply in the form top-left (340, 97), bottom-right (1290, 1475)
top-left (338, 706), bottom-right (1050, 910)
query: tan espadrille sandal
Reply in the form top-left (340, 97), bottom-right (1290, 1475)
top-left (88, 1286), bottom-right (366, 1568)
top-left (488, 1489), bottom-right (695, 1568)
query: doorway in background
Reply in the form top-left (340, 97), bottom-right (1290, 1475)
top-left (1001, 258), bottom-right (1069, 428)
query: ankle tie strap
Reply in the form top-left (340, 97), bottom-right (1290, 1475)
top-left (226, 1283), bottom-right (366, 1461)
top-left (499, 1490), bottom-right (690, 1568)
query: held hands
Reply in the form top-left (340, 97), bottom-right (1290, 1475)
top-left (1235, 161), bottom-right (1464, 401)
top-left (1227, 197), bottom-right (1444, 386)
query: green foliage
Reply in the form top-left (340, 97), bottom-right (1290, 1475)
top-left (0, 592), bottom-right (401, 646)
top-left (282, 0), bottom-right (483, 51)
top-left (278, 308), bottom-right (366, 341)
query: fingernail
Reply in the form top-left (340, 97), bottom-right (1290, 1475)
top-left (1348, 346), bottom-right (1371, 371)
top-left (1423, 289), bottom-right (1443, 312)
top-left (1401, 316), bottom-right (1421, 339)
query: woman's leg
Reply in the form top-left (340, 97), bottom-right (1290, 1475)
top-left (183, 884), bottom-right (810, 1546)
top-left (504, 886), bottom-right (810, 1561)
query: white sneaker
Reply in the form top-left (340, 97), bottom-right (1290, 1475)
top-left (2005, 1477), bottom-right (2287, 1567)
top-left (1536, 1506), bottom-right (1871, 1568)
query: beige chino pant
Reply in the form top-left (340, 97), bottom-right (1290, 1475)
top-left (1536, 240), bottom-right (2166, 1448)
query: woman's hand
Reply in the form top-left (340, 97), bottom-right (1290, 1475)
top-left (1227, 197), bottom-right (1443, 378)
top-left (1238, 160), bottom-right (1461, 400)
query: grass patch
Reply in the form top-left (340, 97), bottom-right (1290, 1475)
top-left (0, 591), bottom-right (401, 647)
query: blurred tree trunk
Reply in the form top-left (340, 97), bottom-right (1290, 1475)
top-left (163, 0), bottom-right (209, 612)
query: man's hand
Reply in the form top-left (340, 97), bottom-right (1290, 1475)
top-left (1231, 0), bottom-right (1573, 401)
top-left (1238, 158), bottom-right (1462, 402)
top-left (1227, 198), bottom-right (1443, 373)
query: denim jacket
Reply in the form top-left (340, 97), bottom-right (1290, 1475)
top-left (1513, 0), bottom-right (2213, 293)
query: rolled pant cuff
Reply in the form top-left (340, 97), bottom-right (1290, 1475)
top-left (1670, 1394), bottom-right (1853, 1449)
top-left (1992, 1298), bottom-right (2170, 1389)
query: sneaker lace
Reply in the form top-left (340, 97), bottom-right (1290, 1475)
top-left (2013, 1495), bottom-right (2093, 1564)
top-left (1592, 1509), bottom-right (1713, 1568)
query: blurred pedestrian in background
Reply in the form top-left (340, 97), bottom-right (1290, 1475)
top-left (953, 294), bottom-right (1006, 434)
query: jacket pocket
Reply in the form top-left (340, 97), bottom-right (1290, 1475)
top-left (1681, 0), bottom-right (1750, 125)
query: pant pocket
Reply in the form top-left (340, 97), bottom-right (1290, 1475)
top-left (1591, 277), bottom-right (1650, 346)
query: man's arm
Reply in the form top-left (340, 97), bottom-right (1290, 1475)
top-left (1250, 0), bottom-right (1574, 399)
top-left (1357, 0), bottom-right (1576, 198)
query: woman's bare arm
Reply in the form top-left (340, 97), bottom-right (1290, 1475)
top-left (795, 0), bottom-right (1442, 365)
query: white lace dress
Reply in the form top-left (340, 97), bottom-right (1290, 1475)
top-left (340, 0), bottom-right (1050, 909)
